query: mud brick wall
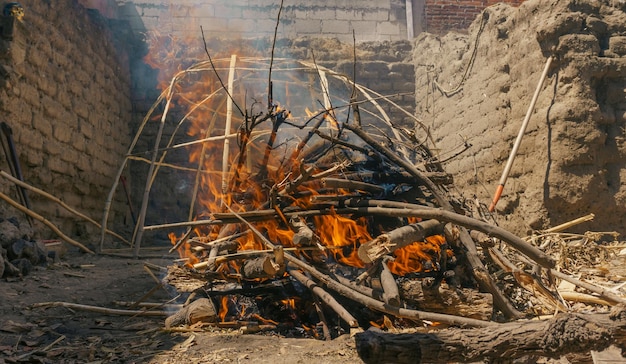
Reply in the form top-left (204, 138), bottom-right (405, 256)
top-left (118, 0), bottom-right (409, 44)
top-left (0, 0), bottom-right (133, 241)
top-left (414, 1), bottom-right (626, 236)
top-left (425, 0), bottom-right (525, 34)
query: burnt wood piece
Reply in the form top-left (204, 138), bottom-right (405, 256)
top-left (164, 298), bottom-right (217, 328)
top-left (380, 257), bottom-right (400, 307)
top-left (355, 305), bottom-right (626, 364)
top-left (320, 178), bottom-right (386, 194)
top-left (241, 254), bottom-right (282, 279)
top-left (290, 216), bottom-right (314, 246)
top-left (289, 269), bottom-right (359, 328)
top-left (399, 281), bottom-right (492, 321)
top-left (343, 123), bottom-right (449, 209)
top-left (358, 219), bottom-right (443, 263)
top-left (341, 171), bottom-right (453, 186)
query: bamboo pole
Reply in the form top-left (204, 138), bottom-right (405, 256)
top-left (543, 213), bottom-right (595, 233)
top-left (31, 301), bottom-right (166, 316)
top-left (0, 170), bottom-right (129, 245)
top-left (132, 73), bottom-right (182, 257)
top-left (550, 270), bottom-right (626, 305)
top-left (221, 54), bottom-right (237, 200)
top-left (489, 56), bottom-right (553, 212)
top-left (0, 191), bottom-right (94, 254)
top-left (99, 88), bottom-right (168, 252)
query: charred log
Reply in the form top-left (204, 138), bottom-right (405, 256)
top-left (355, 305), bottom-right (626, 364)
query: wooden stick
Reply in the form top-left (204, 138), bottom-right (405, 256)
top-left (358, 219), bottom-right (443, 263)
top-left (192, 246), bottom-right (336, 269)
top-left (0, 191), bottom-right (94, 254)
top-left (289, 269), bottom-right (360, 328)
top-left (550, 270), bottom-right (626, 305)
top-left (113, 301), bottom-right (183, 310)
top-left (321, 178), bottom-right (386, 194)
top-left (543, 213), bottom-right (595, 233)
top-left (0, 170), bottom-right (129, 245)
top-left (341, 170), bottom-right (453, 185)
top-left (31, 301), bottom-right (167, 316)
top-left (221, 54), bottom-right (237, 198)
top-left (380, 257), bottom-right (401, 306)
top-left (489, 56), bottom-right (553, 212)
top-left (560, 291), bottom-right (613, 306)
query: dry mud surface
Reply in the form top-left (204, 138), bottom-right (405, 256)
top-left (0, 250), bottom-right (360, 363)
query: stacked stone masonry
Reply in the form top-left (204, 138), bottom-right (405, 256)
top-left (0, 0), bottom-right (132, 239)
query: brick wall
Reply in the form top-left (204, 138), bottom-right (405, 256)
top-left (425, 0), bottom-right (525, 34)
top-left (0, 0), bottom-right (133, 241)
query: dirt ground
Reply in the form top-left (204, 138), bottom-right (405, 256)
top-left (0, 248), bottom-right (361, 363)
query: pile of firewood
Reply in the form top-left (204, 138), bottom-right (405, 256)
top-left (100, 56), bottom-right (625, 362)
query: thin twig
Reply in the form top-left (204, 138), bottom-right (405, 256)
top-left (200, 26), bottom-right (244, 117)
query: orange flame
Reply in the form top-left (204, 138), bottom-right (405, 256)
top-left (387, 235), bottom-right (446, 276)
top-left (168, 232), bottom-right (199, 266)
top-left (251, 313), bottom-right (278, 325)
top-left (314, 209), bottom-right (370, 268)
top-left (281, 298), bottom-right (297, 310)
top-left (219, 296), bottom-right (230, 322)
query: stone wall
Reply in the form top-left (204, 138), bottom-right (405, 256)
top-left (0, 0), bottom-right (133, 242)
top-left (117, 0), bottom-right (409, 44)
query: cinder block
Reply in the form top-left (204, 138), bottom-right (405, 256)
top-left (213, 4), bottom-right (242, 19)
top-left (350, 20), bottom-right (378, 36)
top-left (308, 8), bottom-right (336, 20)
top-left (377, 21), bottom-right (401, 35)
top-left (321, 19), bottom-right (350, 34)
top-left (362, 9), bottom-right (389, 21)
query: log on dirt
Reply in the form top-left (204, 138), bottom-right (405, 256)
top-left (355, 305), bottom-right (626, 364)
top-left (164, 298), bottom-right (217, 328)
